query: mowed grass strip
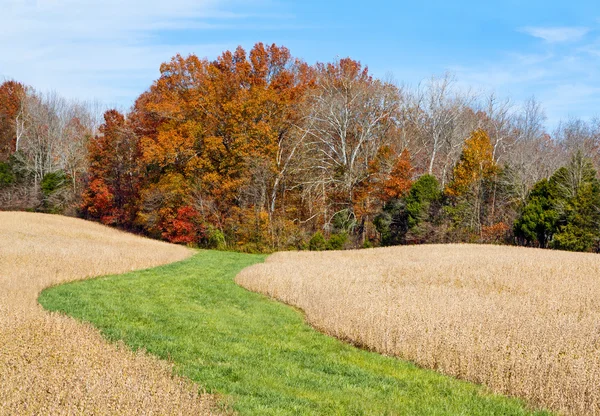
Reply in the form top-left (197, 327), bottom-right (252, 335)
top-left (0, 212), bottom-right (212, 415)
top-left (237, 245), bottom-right (600, 416)
top-left (40, 250), bottom-right (550, 416)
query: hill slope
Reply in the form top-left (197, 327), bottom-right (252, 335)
top-left (41, 250), bottom-right (548, 415)
top-left (0, 212), bottom-right (213, 415)
top-left (237, 244), bottom-right (600, 416)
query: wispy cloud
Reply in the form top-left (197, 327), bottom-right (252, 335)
top-left (0, 0), bottom-right (285, 108)
top-left (450, 32), bottom-right (600, 128)
top-left (520, 26), bottom-right (590, 43)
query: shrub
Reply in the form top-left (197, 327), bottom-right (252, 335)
top-left (326, 233), bottom-right (347, 250)
top-left (363, 239), bottom-right (374, 249)
top-left (206, 227), bottom-right (227, 250)
top-left (41, 171), bottom-right (67, 196)
top-left (161, 206), bottom-right (203, 245)
top-left (481, 222), bottom-right (510, 244)
top-left (0, 162), bottom-right (14, 188)
top-left (309, 231), bottom-right (326, 251)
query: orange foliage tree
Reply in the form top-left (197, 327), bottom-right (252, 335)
top-left (131, 43), bottom-right (314, 247)
top-left (0, 81), bottom-right (26, 161)
top-left (353, 147), bottom-right (413, 242)
top-left (80, 110), bottom-right (140, 226)
top-left (136, 173), bottom-right (203, 244)
top-left (383, 149), bottom-right (414, 200)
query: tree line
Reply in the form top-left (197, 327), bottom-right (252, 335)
top-left (2, 43), bottom-right (600, 252)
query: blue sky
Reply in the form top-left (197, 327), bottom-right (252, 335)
top-left (2, 0), bottom-right (600, 128)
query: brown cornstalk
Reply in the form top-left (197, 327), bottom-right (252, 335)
top-left (0, 212), bottom-right (217, 415)
top-left (237, 244), bottom-right (600, 416)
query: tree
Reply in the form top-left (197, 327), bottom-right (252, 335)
top-left (0, 87), bottom-right (95, 213)
top-left (80, 178), bottom-right (116, 224)
top-left (507, 97), bottom-right (562, 205)
top-left (382, 149), bottom-right (413, 200)
top-left (5, 45), bottom-right (590, 251)
top-left (446, 129), bottom-right (498, 235)
top-left (550, 152), bottom-right (600, 252)
top-left (0, 81), bottom-right (26, 161)
top-left (513, 179), bottom-right (558, 248)
top-left (136, 173), bottom-right (203, 244)
top-left (374, 174), bottom-right (442, 246)
top-left (81, 110), bottom-right (140, 225)
top-left (133, 44), bottom-right (314, 247)
top-left (514, 152), bottom-right (600, 252)
top-left (296, 58), bottom-right (401, 233)
top-left (480, 93), bottom-right (515, 164)
top-left (348, 148), bottom-right (413, 244)
top-left (407, 74), bottom-right (476, 185)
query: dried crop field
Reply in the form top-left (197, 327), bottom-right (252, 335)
top-left (0, 212), bottom-right (214, 415)
top-left (237, 244), bottom-right (600, 416)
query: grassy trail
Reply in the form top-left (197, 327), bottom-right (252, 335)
top-left (40, 250), bottom-right (550, 415)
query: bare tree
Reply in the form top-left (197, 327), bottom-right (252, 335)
top-left (553, 117), bottom-right (600, 170)
top-left (10, 89), bottom-right (95, 200)
top-left (407, 73), bottom-right (476, 186)
top-left (296, 59), bottom-right (401, 228)
top-left (480, 93), bottom-right (515, 164)
top-left (505, 97), bottom-right (562, 203)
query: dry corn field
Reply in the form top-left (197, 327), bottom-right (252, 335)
top-left (237, 244), bottom-right (600, 416)
top-left (0, 212), bottom-right (216, 415)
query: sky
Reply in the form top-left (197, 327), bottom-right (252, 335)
top-left (2, 0), bottom-right (600, 128)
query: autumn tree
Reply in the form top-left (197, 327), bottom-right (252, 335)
top-left (131, 43), bottom-right (314, 247)
top-left (81, 109), bottom-right (140, 225)
top-left (136, 173), bottom-right (203, 244)
top-left (296, 58), bottom-right (401, 235)
top-left (350, 148), bottom-right (413, 244)
top-left (0, 81), bottom-right (26, 161)
top-left (3, 44), bottom-right (587, 252)
top-left (446, 129), bottom-right (498, 236)
top-left (382, 149), bottom-right (413, 200)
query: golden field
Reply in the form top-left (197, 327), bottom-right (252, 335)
top-left (237, 244), bottom-right (600, 416)
top-left (0, 212), bottom-right (215, 415)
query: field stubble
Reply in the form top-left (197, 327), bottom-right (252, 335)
top-left (236, 244), bottom-right (600, 416)
top-left (0, 212), bottom-right (215, 415)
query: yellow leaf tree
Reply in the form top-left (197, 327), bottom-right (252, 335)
top-left (446, 129), bottom-right (498, 235)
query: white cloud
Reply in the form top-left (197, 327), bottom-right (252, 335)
top-left (450, 46), bottom-right (600, 129)
top-left (0, 0), bottom-right (279, 108)
top-left (440, 19), bottom-right (600, 128)
top-left (520, 26), bottom-right (590, 43)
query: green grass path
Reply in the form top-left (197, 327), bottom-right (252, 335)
top-left (39, 250), bottom-right (550, 415)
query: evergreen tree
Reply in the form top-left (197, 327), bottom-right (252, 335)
top-left (550, 152), bottom-right (600, 252)
top-left (514, 152), bottom-right (600, 252)
top-left (513, 179), bottom-right (558, 248)
top-left (374, 174), bottom-right (442, 245)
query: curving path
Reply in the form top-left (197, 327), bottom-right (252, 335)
top-left (0, 212), bottom-right (215, 415)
